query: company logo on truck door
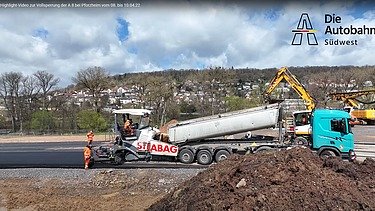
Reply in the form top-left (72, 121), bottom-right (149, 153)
top-left (136, 141), bottom-right (178, 156)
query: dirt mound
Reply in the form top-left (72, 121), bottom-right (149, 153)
top-left (159, 119), bottom-right (178, 134)
top-left (149, 148), bottom-right (375, 211)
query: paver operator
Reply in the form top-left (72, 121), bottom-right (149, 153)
top-left (124, 119), bottom-right (134, 136)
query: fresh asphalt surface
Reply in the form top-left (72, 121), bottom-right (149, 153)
top-left (0, 141), bottom-right (93, 168)
top-left (0, 125), bottom-right (374, 169)
top-left (0, 141), bottom-right (206, 169)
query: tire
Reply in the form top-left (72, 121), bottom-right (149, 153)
top-left (178, 148), bottom-right (195, 164)
top-left (196, 150), bottom-right (213, 165)
top-left (293, 137), bottom-right (309, 146)
top-left (319, 150), bottom-right (337, 159)
top-left (215, 150), bottom-right (230, 163)
top-left (114, 151), bottom-right (125, 165)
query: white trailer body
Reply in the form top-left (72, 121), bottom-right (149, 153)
top-left (168, 104), bottom-right (279, 144)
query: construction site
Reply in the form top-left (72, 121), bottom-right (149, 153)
top-left (2, 0), bottom-right (375, 209)
top-left (1, 67), bottom-right (375, 210)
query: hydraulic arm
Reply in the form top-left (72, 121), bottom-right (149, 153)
top-left (328, 89), bottom-right (375, 108)
top-left (263, 67), bottom-right (316, 110)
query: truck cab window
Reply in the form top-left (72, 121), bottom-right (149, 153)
top-left (294, 113), bottom-right (310, 126)
top-left (331, 119), bottom-right (346, 133)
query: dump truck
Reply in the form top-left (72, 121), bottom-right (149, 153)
top-left (91, 104), bottom-right (356, 165)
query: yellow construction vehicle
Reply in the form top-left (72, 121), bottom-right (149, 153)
top-left (263, 67), bottom-right (316, 144)
top-left (328, 89), bottom-right (375, 125)
top-left (263, 67), bottom-right (316, 110)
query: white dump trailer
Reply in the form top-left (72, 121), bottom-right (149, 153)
top-left (168, 104), bottom-right (280, 144)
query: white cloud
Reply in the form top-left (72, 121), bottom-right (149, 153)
top-left (0, 1), bottom-right (375, 86)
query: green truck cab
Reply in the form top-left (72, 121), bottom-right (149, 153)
top-left (311, 109), bottom-right (356, 161)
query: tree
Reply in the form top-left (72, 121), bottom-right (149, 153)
top-left (125, 73), bottom-right (153, 109)
top-left (34, 70), bottom-right (60, 110)
top-left (146, 75), bottom-right (176, 126)
top-left (49, 92), bottom-right (76, 133)
top-left (0, 115), bottom-right (6, 128)
top-left (31, 110), bottom-right (54, 133)
top-left (20, 75), bottom-right (39, 132)
top-left (305, 71), bottom-right (335, 107)
top-left (72, 66), bottom-right (110, 112)
top-left (225, 96), bottom-right (254, 111)
top-left (117, 73), bottom-right (176, 126)
top-left (194, 68), bottom-right (236, 115)
top-left (77, 110), bottom-right (108, 132)
top-left (0, 72), bottom-right (23, 132)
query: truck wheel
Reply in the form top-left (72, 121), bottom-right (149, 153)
top-left (197, 150), bottom-right (213, 165)
top-left (215, 150), bottom-right (230, 162)
top-left (178, 148), bottom-right (195, 164)
top-left (293, 137), bottom-right (309, 146)
top-left (319, 150), bottom-right (337, 159)
top-left (114, 152), bottom-right (125, 165)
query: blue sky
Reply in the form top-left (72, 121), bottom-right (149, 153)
top-left (116, 17), bottom-right (129, 42)
top-left (1, 1), bottom-right (375, 86)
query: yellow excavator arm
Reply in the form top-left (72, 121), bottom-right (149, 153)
top-left (263, 67), bottom-right (316, 110)
top-left (328, 89), bottom-right (375, 108)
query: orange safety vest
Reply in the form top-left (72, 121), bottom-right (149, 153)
top-left (87, 132), bottom-right (94, 141)
top-left (124, 120), bottom-right (131, 129)
top-left (124, 120), bottom-right (134, 134)
top-left (84, 147), bottom-right (92, 160)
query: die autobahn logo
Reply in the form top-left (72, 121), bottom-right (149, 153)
top-left (291, 13), bottom-right (318, 45)
top-left (291, 13), bottom-right (375, 46)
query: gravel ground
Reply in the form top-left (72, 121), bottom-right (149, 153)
top-left (0, 168), bottom-right (202, 181)
top-left (0, 168), bottom-right (203, 210)
top-left (0, 168), bottom-right (99, 180)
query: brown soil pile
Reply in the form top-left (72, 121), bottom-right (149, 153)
top-left (159, 119), bottom-right (178, 134)
top-left (149, 148), bottom-right (375, 211)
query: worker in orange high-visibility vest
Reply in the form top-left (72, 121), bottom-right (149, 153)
top-left (86, 130), bottom-right (94, 146)
top-left (83, 145), bottom-right (92, 170)
top-left (123, 119), bottom-right (134, 136)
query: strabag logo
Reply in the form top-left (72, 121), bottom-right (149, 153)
top-left (291, 13), bottom-right (318, 45)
